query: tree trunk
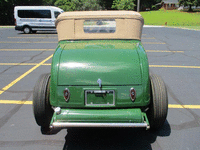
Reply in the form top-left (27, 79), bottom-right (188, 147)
top-left (188, 4), bottom-right (193, 12)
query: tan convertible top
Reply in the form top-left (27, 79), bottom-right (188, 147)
top-left (56, 11), bottom-right (144, 41)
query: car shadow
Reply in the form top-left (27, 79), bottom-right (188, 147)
top-left (62, 120), bottom-right (171, 150)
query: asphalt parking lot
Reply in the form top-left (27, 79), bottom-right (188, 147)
top-left (0, 27), bottom-right (200, 150)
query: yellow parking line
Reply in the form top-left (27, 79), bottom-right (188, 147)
top-left (0, 49), bottom-right (54, 51)
top-left (0, 54), bottom-right (53, 95)
top-left (150, 65), bottom-right (200, 69)
top-left (0, 100), bottom-right (32, 104)
top-left (0, 63), bottom-right (38, 65)
top-left (168, 104), bottom-right (200, 109)
top-left (146, 50), bottom-right (184, 53)
top-left (0, 100), bottom-right (199, 109)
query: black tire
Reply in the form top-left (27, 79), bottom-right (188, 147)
top-left (33, 73), bottom-right (54, 127)
top-left (23, 26), bottom-right (31, 34)
top-left (41, 126), bottom-right (61, 135)
top-left (147, 74), bottom-right (168, 130)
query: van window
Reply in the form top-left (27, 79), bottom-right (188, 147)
top-left (18, 10), bottom-right (51, 18)
top-left (54, 11), bottom-right (61, 18)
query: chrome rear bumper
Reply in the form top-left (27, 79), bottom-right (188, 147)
top-left (50, 122), bottom-right (150, 129)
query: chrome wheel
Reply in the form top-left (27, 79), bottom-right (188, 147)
top-left (23, 26), bottom-right (31, 34)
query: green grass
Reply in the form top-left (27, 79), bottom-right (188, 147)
top-left (0, 26), bottom-right (14, 28)
top-left (140, 9), bottom-right (200, 27)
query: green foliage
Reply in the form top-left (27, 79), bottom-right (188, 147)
top-left (102, 0), bottom-right (113, 9)
top-left (151, 5), bottom-right (157, 10)
top-left (179, 0), bottom-right (200, 7)
top-left (54, 0), bottom-right (76, 11)
top-left (80, 0), bottom-right (104, 10)
top-left (179, 0), bottom-right (200, 11)
top-left (141, 0), bottom-right (162, 10)
top-left (111, 0), bottom-right (136, 10)
top-left (54, 0), bottom-right (104, 11)
top-left (111, 0), bottom-right (161, 11)
top-left (43, 0), bottom-right (57, 5)
top-left (141, 0), bottom-right (161, 9)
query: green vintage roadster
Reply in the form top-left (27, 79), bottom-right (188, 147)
top-left (33, 11), bottom-right (168, 134)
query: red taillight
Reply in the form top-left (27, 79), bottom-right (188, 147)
top-left (130, 88), bottom-right (136, 102)
top-left (64, 88), bottom-right (70, 102)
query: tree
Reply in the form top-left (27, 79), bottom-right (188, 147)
top-left (77, 0), bottom-right (104, 10)
top-left (54, 0), bottom-right (76, 11)
top-left (138, 0), bottom-right (162, 11)
top-left (54, 0), bottom-right (104, 11)
top-left (0, 0), bottom-right (165, 25)
top-left (111, 0), bottom-right (136, 10)
top-left (42, 0), bottom-right (57, 5)
top-left (102, 0), bottom-right (113, 9)
top-left (179, 0), bottom-right (200, 11)
top-left (0, 0), bottom-right (44, 25)
top-left (111, 0), bottom-right (162, 11)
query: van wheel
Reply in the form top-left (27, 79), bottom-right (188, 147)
top-left (23, 26), bottom-right (31, 34)
top-left (33, 73), bottom-right (54, 127)
top-left (147, 74), bottom-right (168, 130)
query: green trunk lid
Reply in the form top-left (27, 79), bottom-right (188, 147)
top-left (58, 41), bottom-right (142, 86)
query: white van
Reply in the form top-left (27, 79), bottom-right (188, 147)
top-left (14, 6), bottom-right (64, 33)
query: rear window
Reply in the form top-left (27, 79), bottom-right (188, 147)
top-left (83, 19), bottom-right (116, 33)
top-left (18, 10), bottom-right (51, 18)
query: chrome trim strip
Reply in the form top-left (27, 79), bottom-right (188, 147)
top-left (50, 122), bottom-right (149, 129)
top-left (32, 28), bottom-right (56, 31)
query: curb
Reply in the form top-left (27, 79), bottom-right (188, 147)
top-left (166, 26), bottom-right (200, 31)
top-left (144, 25), bottom-right (164, 28)
top-left (144, 25), bottom-right (200, 31)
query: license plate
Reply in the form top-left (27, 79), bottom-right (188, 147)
top-left (85, 90), bottom-right (115, 106)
